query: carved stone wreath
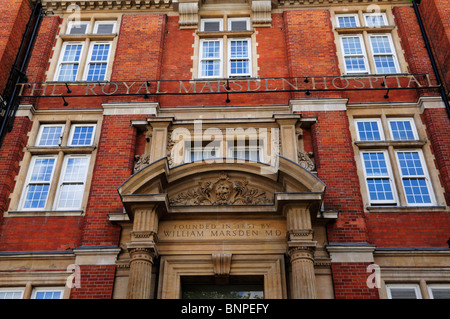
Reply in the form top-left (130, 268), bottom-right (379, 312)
top-left (169, 172), bottom-right (273, 206)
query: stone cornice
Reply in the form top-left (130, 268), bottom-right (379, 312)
top-left (41, 0), bottom-right (173, 12)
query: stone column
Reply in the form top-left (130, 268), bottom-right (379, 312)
top-left (285, 203), bottom-right (317, 299)
top-left (126, 206), bottom-right (160, 299)
top-left (288, 246), bottom-right (317, 299)
top-left (127, 247), bottom-right (157, 299)
top-left (275, 115), bottom-right (300, 162)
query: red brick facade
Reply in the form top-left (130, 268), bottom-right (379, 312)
top-left (0, 0), bottom-right (448, 300)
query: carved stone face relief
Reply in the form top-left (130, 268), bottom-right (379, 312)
top-left (169, 172), bottom-right (273, 206)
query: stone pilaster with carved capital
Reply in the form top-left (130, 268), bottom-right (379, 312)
top-left (284, 203), bottom-right (317, 298)
top-left (288, 245), bottom-right (317, 299)
top-left (126, 206), bottom-right (160, 299)
top-left (126, 247), bottom-right (157, 299)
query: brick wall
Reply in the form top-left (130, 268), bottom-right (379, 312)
top-left (331, 263), bottom-right (379, 299)
top-left (69, 265), bottom-right (116, 299)
top-left (0, 0), bottom-right (32, 94)
top-left (419, 0), bottom-right (450, 94)
top-left (302, 110), bottom-right (369, 243)
top-left (80, 115), bottom-right (143, 247)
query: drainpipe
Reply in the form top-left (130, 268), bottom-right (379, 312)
top-left (411, 0), bottom-right (450, 118)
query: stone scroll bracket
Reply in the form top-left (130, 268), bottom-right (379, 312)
top-left (212, 253), bottom-right (232, 284)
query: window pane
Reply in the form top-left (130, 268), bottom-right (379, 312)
top-left (62, 44), bottom-right (82, 62)
top-left (430, 288), bottom-right (450, 299)
top-left (230, 60), bottom-right (250, 75)
top-left (38, 126), bottom-right (63, 146)
top-left (338, 16), bottom-right (358, 28)
top-left (345, 57), bottom-right (366, 72)
top-left (363, 152), bottom-right (388, 176)
top-left (342, 37), bottom-right (363, 55)
top-left (57, 63), bottom-right (79, 82)
top-left (34, 291), bottom-right (61, 299)
top-left (403, 178), bottom-right (431, 204)
top-left (230, 20), bottom-right (248, 31)
top-left (389, 288), bottom-right (419, 299)
top-left (86, 63), bottom-right (107, 81)
top-left (0, 291), bottom-right (23, 299)
top-left (365, 15), bottom-right (387, 27)
top-left (70, 126), bottom-right (95, 146)
top-left (373, 55), bottom-right (397, 74)
top-left (90, 44), bottom-right (110, 62)
top-left (367, 178), bottom-right (394, 201)
top-left (370, 36), bottom-right (393, 54)
top-left (202, 41), bottom-right (220, 59)
top-left (30, 158), bottom-right (55, 182)
top-left (23, 184), bottom-right (50, 209)
top-left (397, 152), bottom-right (424, 176)
top-left (69, 24), bottom-right (87, 35)
top-left (390, 121), bottom-right (415, 140)
top-left (63, 157), bottom-right (89, 182)
top-left (201, 60), bottom-right (220, 77)
top-left (357, 121), bottom-right (381, 141)
top-left (203, 21), bottom-right (221, 32)
top-left (95, 23), bottom-right (115, 34)
top-left (58, 183), bottom-right (85, 208)
top-left (230, 41), bottom-right (249, 59)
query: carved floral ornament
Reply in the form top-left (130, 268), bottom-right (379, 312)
top-left (169, 172), bottom-right (273, 206)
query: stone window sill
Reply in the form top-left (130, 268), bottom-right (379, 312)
top-left (366, 206), bottom-right (447, 213)
top-left (6, 210), bottom-right (84, 217)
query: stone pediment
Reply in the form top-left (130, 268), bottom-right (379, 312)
top-left (117, 156), bottom-right (326, 216)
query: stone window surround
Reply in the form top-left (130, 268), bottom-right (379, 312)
top-left (191, 10), bottom-right (260, 81)
top-left (347, 99), bottom-right (448, 212)
top-left (330, 5), bottom-right (409, 76)
top-left (5, 106), bottom-right (103, 217)
top-left (45, 12), bottom-right (122, 83)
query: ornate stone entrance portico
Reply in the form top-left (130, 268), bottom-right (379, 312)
top-left (116, 156), bottom-right (328, 299)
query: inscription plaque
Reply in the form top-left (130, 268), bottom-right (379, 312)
top-left (159, 219), bottom-right (286, 241)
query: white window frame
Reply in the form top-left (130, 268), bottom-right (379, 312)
top-left (360, 150), bottom-right (398, 205)
top-left (427, 284), bottom-right (450, 299)
top-left (227, 38), bottom-right (252, 78)
top-left (198, 38), bottom-right (224, 79)
top-left (54, 41), bottom-right (85, 82)
top-left (368, 33), bottom-right (400, 74)
top-left (93, 20), bottom-right (117, 34)
top-left (363, 12), bottom-right (388, 27)
top-left (227, 140), bottom-right (264, 163)
top-left (66, 21), bottom-right (90, 35)
top-left (0, 288), bottom-right (25, 299)
top-left (36, 124), bottom-right (65, 147)
top-left (184, 141), bottom-right (221, 163)
top-left (354, 118), bottom-right (385, 141)
top-left (82, 41), bottom-right (113, 82)
top-left (31, 287), bottom-right (65, 299)
top-left (68, 124), bottom-right (96, 146)
top-left (20, 155), bottom-right (57, 211)
top-left (200, 18), bottom-right (224, 32)
top-left (54, 155), bottom-right (90, 210)
top-left (386, 284), bottom-right (422, 299)
top-left (228, 17), bottom-right (251, 31)
top-left (336, 14), bottom-right (360, 28)
top-left (387, 118), bottom-right (419, 141)
top-left (340, 34), bottom-right (369, 74)
top-left (394, 149), bottom-right (436, 206)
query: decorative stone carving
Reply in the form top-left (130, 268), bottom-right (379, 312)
top-left (297, 150), bottom-right (315, 171)
top-left (251, 0), bottom-right (272, 27)
top-left (42, 0), bottom-right (174, 11)
top-left (178, 2), bottom-right (199, 29)
top-left (169, 172), bottom-right (273, 206)
top-left (134, 153), bottom-right (151, 172)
